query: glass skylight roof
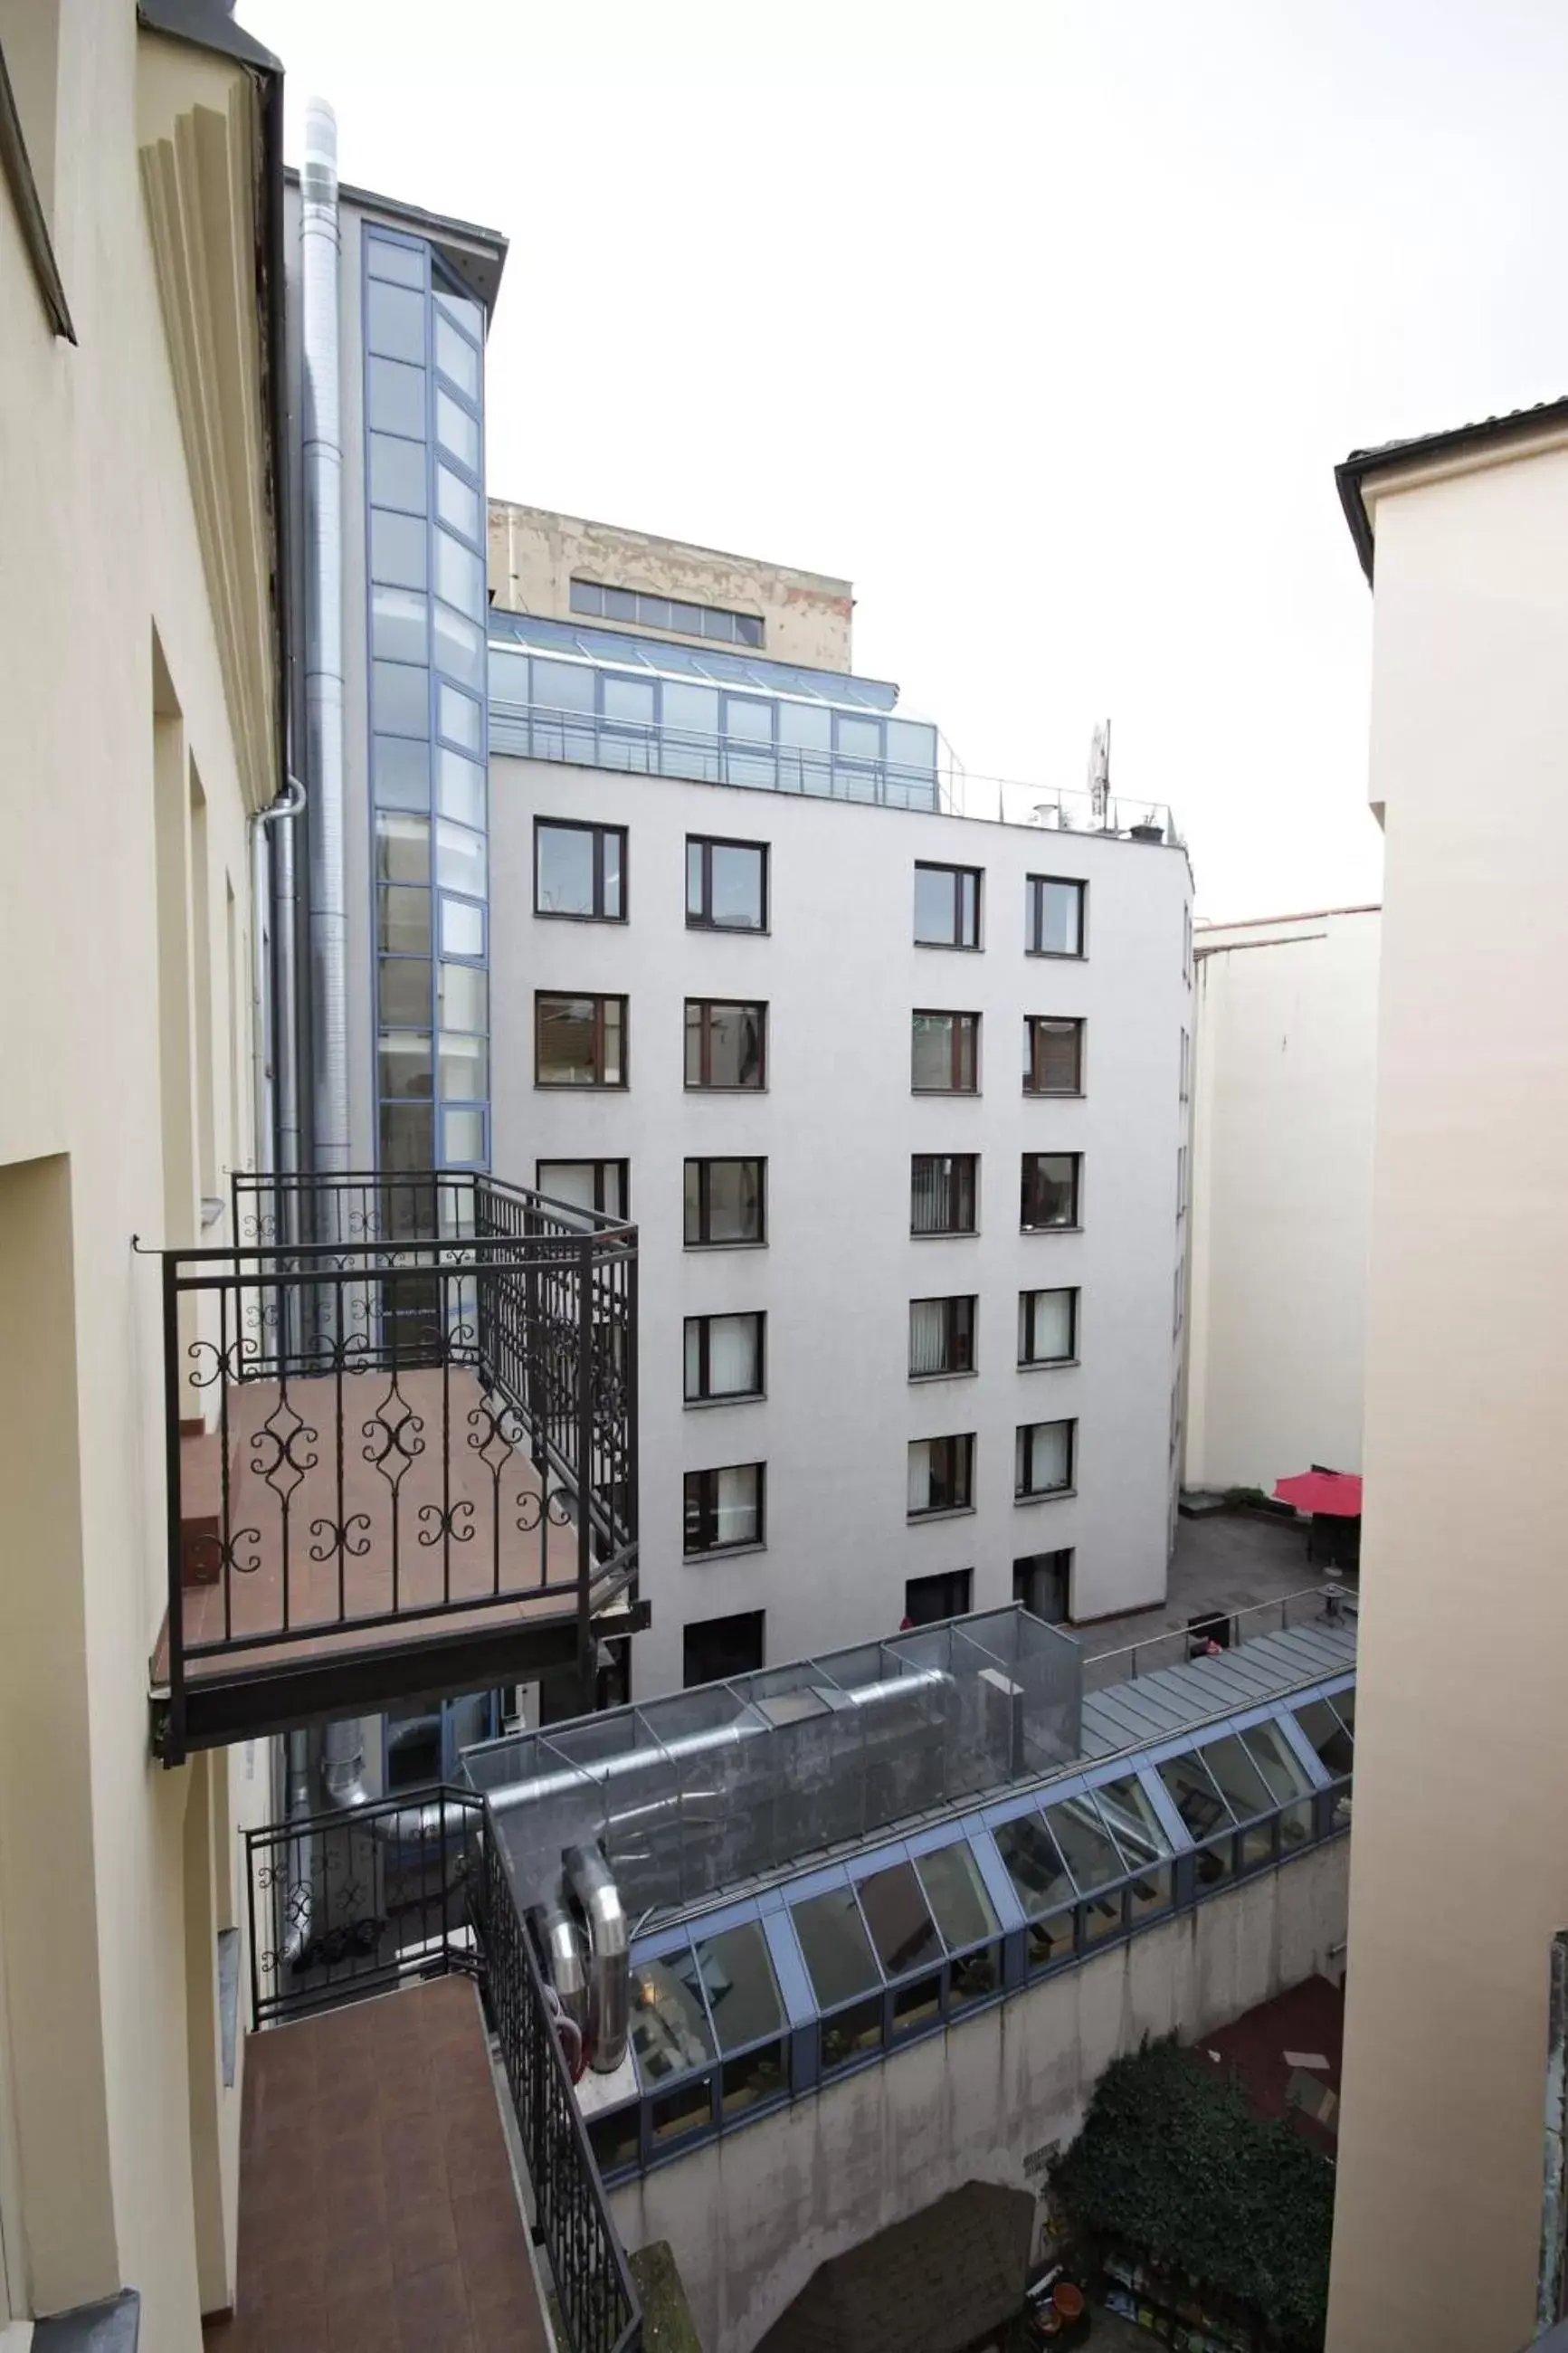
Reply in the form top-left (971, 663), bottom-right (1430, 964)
top-left (489, 605), bottom-right (900, 710)
top-left (580, 1672), bottom-right (1357, 2184)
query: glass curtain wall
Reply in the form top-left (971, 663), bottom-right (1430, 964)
top-left (365, 228), bottom-right (490, 1180)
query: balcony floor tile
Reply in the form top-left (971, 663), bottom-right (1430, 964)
top-left (204, 1977), bottom-right (546, 2353)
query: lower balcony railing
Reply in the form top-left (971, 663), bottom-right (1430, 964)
top-left (154, 1170), bottom-right (639, 1759)
top-left (245, 1786), bottom-right (640, 2353)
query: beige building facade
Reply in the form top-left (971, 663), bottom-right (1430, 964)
top-left (1327, 408), bottom-right (1568, 2351)
top-left (1183, 905), bottom-right (1380, 1497)
top-left (489, 498), bottom-right (856, 672)
top-left (0, 1), bottom-right (283, 2339)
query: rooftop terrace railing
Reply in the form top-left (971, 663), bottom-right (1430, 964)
top-left (489, 694), bottom-right (1181, 844)
top-left (1082, 1583), bottom-right (1358, 1693)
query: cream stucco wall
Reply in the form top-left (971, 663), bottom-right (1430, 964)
top-left (1326, 434), bottom-right (1568, 2352)
top-left (1183, 908), bottom-right (1379, 1495)
top-left (0, 5), bottom-right (276, 2339)
top-left (489, 499), bottom-right (856, 672)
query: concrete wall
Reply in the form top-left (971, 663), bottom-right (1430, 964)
top-left (0, 8), bottom-right (275, 2341)
top-left (1183, 908), bottom-right (1379, 1493)
top-left (489, 758), bottom-right (1192, 1692)
top-left (1326, 431), bottom-right (1568, 2353)
top-left (613, 1840), bottom-right (1349, 2353)
top-left (489, 500), bottom-right (856, 672)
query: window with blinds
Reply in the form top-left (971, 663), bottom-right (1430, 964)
top-left (912, 1011), bottom-right (979, 1093)
top-left (1024, 1016), bottom-right (1083, 1095)
top-left (1018, 1288), bottom-right (1078, 1366)
top-left (685, 1312), bottom-right (765, 1403)
top-left (1016, 1419), bottom-right (1075, 1499)
top-left (911, 1154), bottom-right (978, 1235)
top-left (536, 992), bottom-right (626, 1086)
top-left (908, 1434), bottom-right (975, 1516)
top-left (909, 1296), bottom-right (976, 1378)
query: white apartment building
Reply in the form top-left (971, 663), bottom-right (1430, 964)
top-left (486, 507), bottom-right (1193, 1698)
top-left (1183, 904), bottom-right (1380, 1496)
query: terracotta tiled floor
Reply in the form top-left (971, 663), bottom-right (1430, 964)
top-left (205, 1976), bottom-right (546, 2353)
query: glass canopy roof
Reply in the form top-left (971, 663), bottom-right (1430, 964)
top-left (489, 605), bottom-right (902, 710)
top-left (580, 1672), bottom-right (1356, 2183)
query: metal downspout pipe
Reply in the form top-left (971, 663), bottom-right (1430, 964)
top-left (300, 97), bottom-right (349, 1191)
top-left (252, 776), bottom-right (305, 1191)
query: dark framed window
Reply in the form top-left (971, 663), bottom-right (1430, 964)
top-left (683, 1609), bottom-right (765, 1689)
top-left (911, 1011), bottom-right (979, 1093)
top-left (572, 576), bottom-right (765, 650)
top-left (1022, 1152), bottom-right (1080, 1231)
top-left (684, 1462), bottom-right (765, 1556)
top-left (685, 1313), bottom-right (765, 1404)
top-left (688, 836), bottom-right (768, 931)
top-left (905, 1569), bottom-right (974, 1627)
top-left (685, 1000), bottom-right (766, 1090)
top-left (1018, 1287), bottom-right (1078, 1365)
top-left (911, 1154), bottom-right (977, 1236)
top-left (908, 1434), bottom-right (975, 1518)
top-left (1027, 875), bottom-right (1086, 958)
top-left (536, 993), bottom-right (626, 1087)
top-left (534, 818), bottom-right (626, 920)
top-left (909, 1296), bottom-right (976, 1378)
top-left (1014, 1549), bottom-right (1072, 1623)
top-left (536, 1159), bottom-right (629, 1219)
top-left (913, 862), bottom-right (982, 949)
top-left (1024, 1016), bottom-right (1084, 1096)
top-left (1016, 1419), bottom-right (1075, 1499)
top-left (685, 1157), bottom-right (765, 1246)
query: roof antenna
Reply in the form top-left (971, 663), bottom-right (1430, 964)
top-left (1088, 719), bottom-right (1111, 829)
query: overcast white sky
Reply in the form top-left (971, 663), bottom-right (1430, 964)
top-left (245, 0), bottom-right (1568, 918)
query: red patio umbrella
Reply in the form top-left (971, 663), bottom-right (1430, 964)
top-left (1273, 1470), bottom-right (1363, 1517)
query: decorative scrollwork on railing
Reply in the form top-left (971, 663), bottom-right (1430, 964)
top-left (417, 1498), bottom-right (476, 1549)
top-left (308, 1511), bottom-right (373, 1566)
top-left (224, 1526), bottom-right (263, 1577)
top-left (518, 1485), bottom-right (576, 1536)
top-left (252, 1391), bottom-right (319, 1500)
top-left (467, 1393), bottom-right (527, 1476)
top-left (362, 1372), bottom-right (425, 1489)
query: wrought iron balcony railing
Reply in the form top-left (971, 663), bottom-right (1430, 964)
top-left (154, 1169), bottom-right (639, 1760)
top-left (244, 1785), bottom-right (640, 2353)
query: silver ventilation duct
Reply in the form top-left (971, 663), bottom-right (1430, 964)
top-left (533, 1898), bottom-right (589, 2051)
top-left (299, 96), bottom-right (349, 1176)
top-left (280, 1728), bottom-right (316, 1964)
top-left (565, 1844), bottom-right (630, 2074)
top-left (485, 1666), bottom-right (953, 1825)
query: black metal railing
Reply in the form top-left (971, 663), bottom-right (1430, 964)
top-left (246, 1785), bottom-right (483, 2024)
top-left (157, 1170), bottom-right (637, 1755)
top-left (480, 1827), bottom-right (640, 2353)
top-left (245, 1788), bottom-right (641, 2353)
